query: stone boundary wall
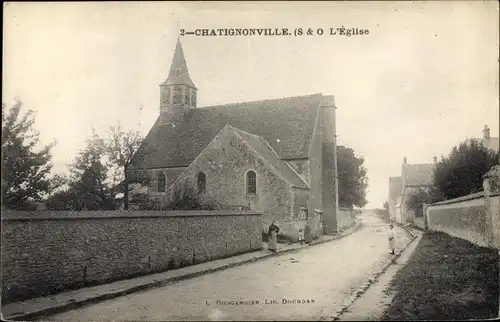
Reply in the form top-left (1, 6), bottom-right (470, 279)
top-left (414, 217), bottom-right (425, 229)
top-left (337, 207), bottom-right (355, 232)
top-left (1, 210), bottom-right (262, 303)
top-left (426, 192), bottom-right (499, 248)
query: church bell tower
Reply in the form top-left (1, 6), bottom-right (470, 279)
top-left (159, 38), bottom-right (197, 125)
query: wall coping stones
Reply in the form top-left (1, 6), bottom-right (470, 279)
top-left (1, 210), bottom-right (262, 221)
top-left (431, 191), bottom-right (499, 206)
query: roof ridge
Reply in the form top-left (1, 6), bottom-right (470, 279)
top-left (258, 134), bottom-right (310, 189)
top-left (132, 93), bottom-right (322, 168)
top-left (229, 125), bottom-right (258, 138)
top-left (231, 126), bottom-right (309, 189)
top-left (199, 93), bottom-right (323, 109)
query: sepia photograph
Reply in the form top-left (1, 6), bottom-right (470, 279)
top-left (1, 1), bottom-right (499, 321)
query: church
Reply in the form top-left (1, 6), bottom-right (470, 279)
top-left (129, 38), bottom-right (340, 241)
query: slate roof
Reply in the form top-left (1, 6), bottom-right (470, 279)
top-left (402, 163), bottom-right (435, 186)
top-left (161, 38), bottom-right (196, 88)
top-left (389, 176), bottom-right (402, 202)
top-left (132, 93), bottom-right (323, 169)
top-left (231, 126), bottom-right (310, 189)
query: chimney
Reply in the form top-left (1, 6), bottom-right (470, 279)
top-left (403, 156), bottom-right (407, 164)
top-left (433, 156), bottom-right (437, 164)
top-left (483, 125), bottom-right (490, 140)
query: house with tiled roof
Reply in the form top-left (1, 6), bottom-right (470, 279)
top-left (400, 157), bottom-right (436, 224)
top-left (389, 125), bottom-right (498, 226)
top-left (388, 156), bottom-right (436, 225)
top-left (128, 38), bottom-right (340, 241)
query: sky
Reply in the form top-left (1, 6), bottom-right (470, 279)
top-left (3, 1), bottom-right (499, 208)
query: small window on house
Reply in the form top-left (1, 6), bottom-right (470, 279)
top-left (157, 172), bottom-right (166, 192)
top-left (173, 86), bottom-right (182, 104)
top-left (197, 172), bottom-right (206, 192)
top-left (246, 170), bottom-right (257, 194)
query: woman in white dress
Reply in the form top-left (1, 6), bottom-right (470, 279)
top-left (388, 224), bottom-right (396, 255)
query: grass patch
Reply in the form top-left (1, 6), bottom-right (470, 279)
top-left (382, 231), bottom-right (499, 320)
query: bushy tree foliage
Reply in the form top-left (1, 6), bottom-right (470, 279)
top-left (104, 123), bottom-right (143, 210)
top-left (433, 140), bottom-right (499, 200)
top-left (337, 145), bottom-right (368, 208)
top-left (168, 178), bottom-right (221, 210)
top-left (130, 177), bottom-right (221, 211)
top-left (405, 187), bottom-right (435, 216)
top-left (46, 131), bottom-right (116, 210)
top-left (1, 101), bottom-right (56, 210)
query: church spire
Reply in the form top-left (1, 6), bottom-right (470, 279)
top-left (161, 37), bottom-right (196, 89)
top-left (158, 37), bottom-right (198, 125)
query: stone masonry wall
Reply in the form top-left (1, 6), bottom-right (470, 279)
top-left (319, 100), bottom-right (338, 234)
top-left (426, 193), bottom-right (495, 248)
top-left (1, 210), bottom-right (262, 304)
top-left (308, 107), bottom-right (323, 230)
top-left (337, 207), bottom-right (355, 232)
top-left (170, 126), bottom-right (298, 240)
top-left (414, 216), bottom-right (425, 229)
top-left (287, 159), bottom-right (310, 184)
top-left (487, 194), bottom-right (500, 249)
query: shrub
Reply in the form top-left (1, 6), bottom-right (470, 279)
top-left (129, 177), bottom-right (223, 210)
top-left (405, 187), bottom-right (435, 216)
top-left (168, 177), bottom-right (221, 210)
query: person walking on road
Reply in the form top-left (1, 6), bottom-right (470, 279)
top-left (388, 223), bottom-right (396, 255)
top-left (268, 221), bottom-right (280, 252)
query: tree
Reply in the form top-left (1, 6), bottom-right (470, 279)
top-left (45, 188), bottom-right (79, 210)
top-left (104, 123), bottom-right (143, 210)
top-left (383, 201), bottom-right (389, 210)
top-left (1, 101), bottom-right (56, 210)
top-left (70, 131), bottom-right (116, 210)
top-left (405, 187), bottom-right (434, 216)
top-left (433, 140), bottom-right (499, 200)
top-left (47, 131), bottom-right (116, 210)
top-left (337, 145), bottom-right (368, 208)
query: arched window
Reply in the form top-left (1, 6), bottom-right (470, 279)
top-left (173, 86), bottom-right (182, 104)
top-left (197, 172), bottom-right (206, 192)
top-left (246, 170), bottom-right (257, 194)
top-left (157, 172), bottom-right (166, 192)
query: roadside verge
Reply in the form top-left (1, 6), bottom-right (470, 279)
top-left (380, 231), bottom-right (499, 320)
